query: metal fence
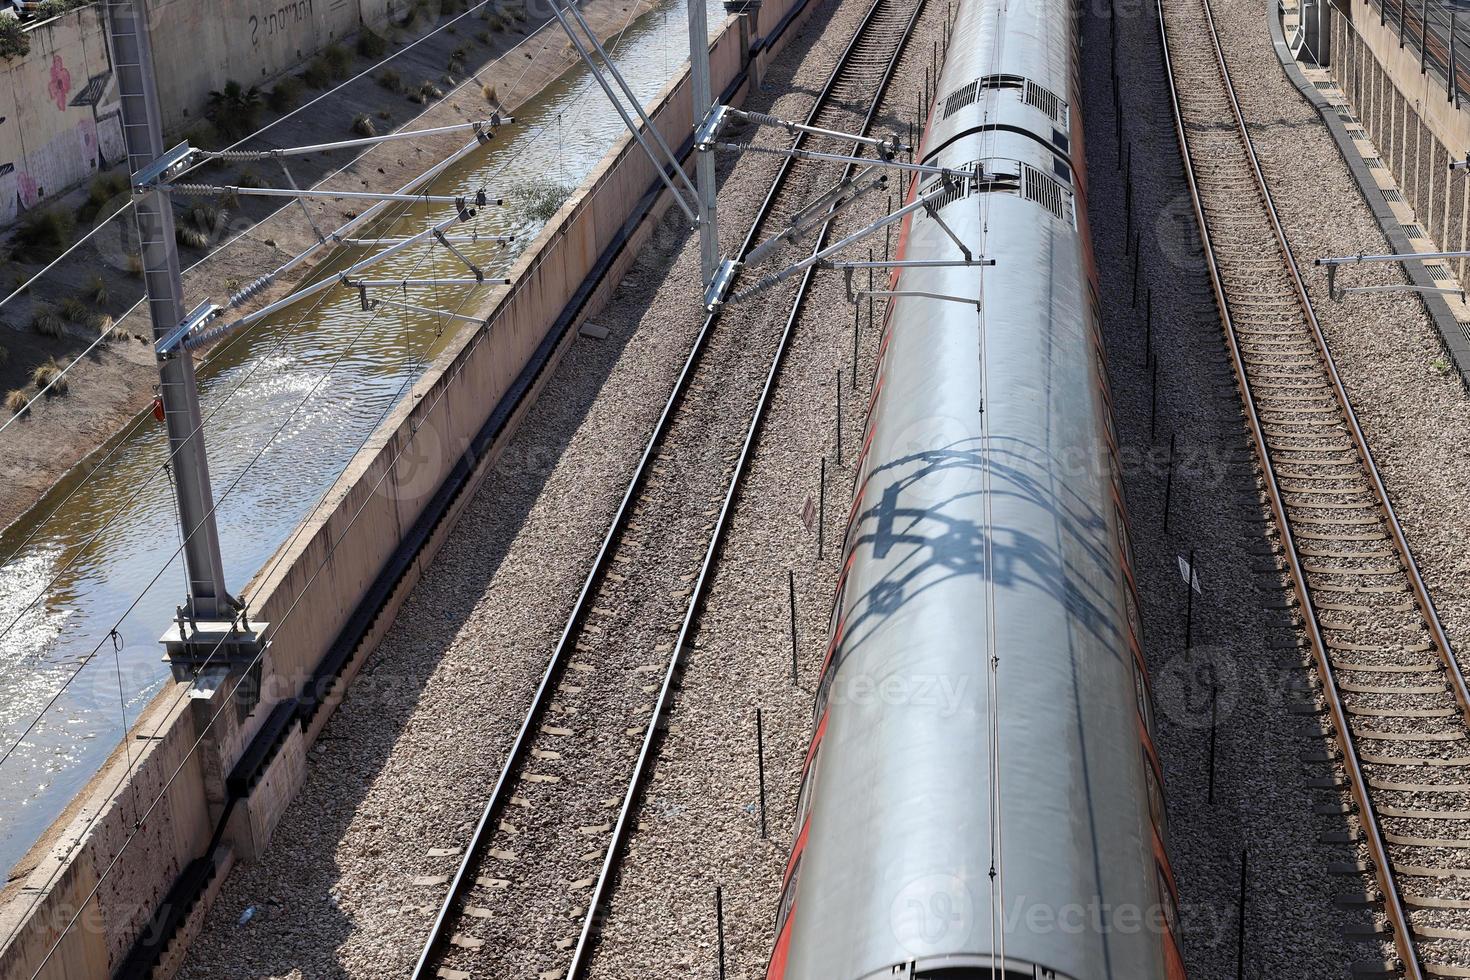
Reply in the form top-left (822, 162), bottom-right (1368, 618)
top-left (1362, 0), bottom-right (1470, 106)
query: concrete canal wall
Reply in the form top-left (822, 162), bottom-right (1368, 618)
top-left (0, 0), bottom-right (402, 225)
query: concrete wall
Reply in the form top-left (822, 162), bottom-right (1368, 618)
top-left (1332, 0), bottom-right (1470, 286)
top-left (0, 4), bottom-right (124, 226)
top-left (0, 0), bottom-right (811, 974)
top-left (0, 695), bottom-right (211, 979)
top-left (146, 0), bottom-right (397, 124)
top-left (0, 0), bottom-right (400, 225)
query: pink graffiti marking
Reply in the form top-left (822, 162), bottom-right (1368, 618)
top-left (17, 172), bottom-right (39, 208)
top-left (48, 55), bottom-right (72, 112)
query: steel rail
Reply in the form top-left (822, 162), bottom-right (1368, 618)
top-left (568, 0), bottom-right (931, 971)
top-left (408, 0), bottom-right (929, 974)
top-left (1224, 16), bottom-right (1467, 719)
top-left (1157, 0), bottom-right (1468, 973)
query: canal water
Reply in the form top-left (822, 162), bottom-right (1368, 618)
top-left (0, 0), bottom-right (721, 879)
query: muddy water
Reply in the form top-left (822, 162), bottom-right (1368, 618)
top-left (0, 0), bottom-right (721, 879)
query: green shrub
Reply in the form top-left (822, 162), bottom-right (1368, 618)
top-left (33, 0), bottom-right (90, 17)
top-left (206, 80), bottom-right (263, 140)
top-left (356, 30), bottom-right (387, 58)
top-left (321, 42), bottom-right (350, 77)
top-left (85, 274), bottom-right (109, 306)
top-left (511, 177), bottom-right (574, 222)
top-left (268, 76), bottom-right (302, 113)
top-left (412, 80), bottom-right (445, 104)
top-left (352, 113), bottom-right (377, 137)
top-left (302, 59), bottom-right (331, 89)
top-left (91, 171), bottom-right (129, 202)
top-left (237, 168), bottom-right (264, 189)
top-left (5, 390), bottom-right (29, 418)
top-left (14, 208), bottom-right (76, 261)
top-left (176, 226), bottom-right (210, 249)
top-left (377, 68), bottom-right (402, 91)
top-left (186, 203), bottom-right (221, 232)
top-left (30, 304), bottom-right (64, 337)
top-left (476, 27), bottom-right (494, 42)
top-left (0, 17), bottom-right (30, 60)
top-left (77, 171), bottom-right (130, 224)
top-left (376, 108), bottom-right (392, 120)
top-left (94, 315), bottom-right (116, 344)
top-left (59, 296), bottom-right (90, 323)
top-left (186, 121), bottom-right (222, 151)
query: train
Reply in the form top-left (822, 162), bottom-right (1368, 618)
top-left (763, 0), bottom-right (1187, 975)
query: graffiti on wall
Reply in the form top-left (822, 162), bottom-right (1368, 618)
top-left (47, 55), bottom-right (71, 111)
top-left (249, 0), bottom-right (314, 47)
top-left (0, 19), bottom-right (124, 225)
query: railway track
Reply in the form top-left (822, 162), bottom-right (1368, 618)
top-left (410, 0), bottom-right (929, 975)
top-left (1159, 0), bottom-right (1470, 975)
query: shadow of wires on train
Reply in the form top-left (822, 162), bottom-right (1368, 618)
top-left (831, 434), bottom-right (1124, 677)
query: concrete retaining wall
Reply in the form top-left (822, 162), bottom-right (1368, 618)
top-left (1332, 0), bottom-right (1470, 290)
top-left (0, 0), bottom-right (401, 225)
top-left (0, 0), bottom-right (810, 975)
top-left (0, 4), bottom-right (124, 226)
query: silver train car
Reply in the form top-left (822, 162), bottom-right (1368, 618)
top-left (764, 0), bottom-right (1185, 976)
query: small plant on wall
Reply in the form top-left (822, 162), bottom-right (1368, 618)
top-left (0, 16), bottom-right (29, 60)
top-left (206, 80), bottom-right (264, 140)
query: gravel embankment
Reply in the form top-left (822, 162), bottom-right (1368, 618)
top-left (175, 0), bottom-right (916, 975)
top-left (1214, 0), bottom-right (1470, 666)
top-left (424, 0), bottom-right (925, 969)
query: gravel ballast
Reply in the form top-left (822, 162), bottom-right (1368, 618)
top-left (1084, 1), bottom-right (1378, 976)
top-left (578, 4), bottom-right (954, 978)
top-left (1087, 0), bottom-right (1470, 974)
